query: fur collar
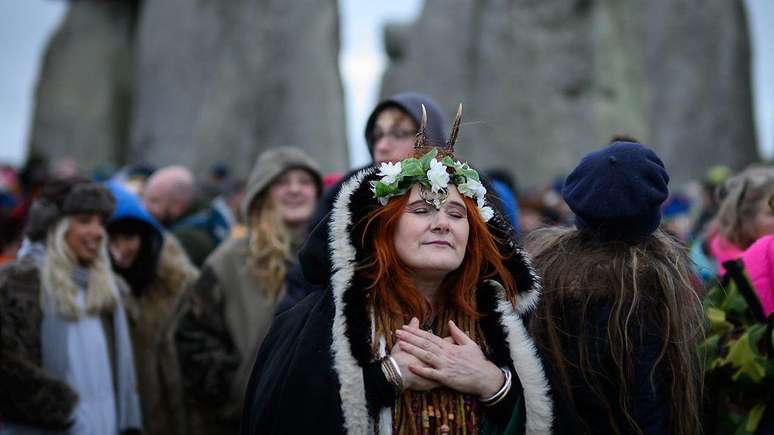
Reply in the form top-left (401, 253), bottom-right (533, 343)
top-left (327, 168), bottom-right (552, 434)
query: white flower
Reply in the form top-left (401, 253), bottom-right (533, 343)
top-left (427, 159), bottom-right (450, 193)
top-left (378, 196), bottom-right (389, 206)
top-left (477, 194), bottom-right (486, 209)
top-left (377, 161), bottom-right (402, 185)
top-left (458, 178), bottom-right (486, 199)
top-left (479, 206), bottom-right (494, 222)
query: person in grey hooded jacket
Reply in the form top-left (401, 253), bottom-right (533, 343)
top-left (174, 147), bottom-right (322, 435)
top-left (276, 92), bottom-right (449, 314)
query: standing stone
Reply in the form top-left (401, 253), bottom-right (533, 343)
top-left (28, 0), bottom-right (139, 171)
top-left (129, 0), bottom-right (348, 175)
top-left (381, 0), bottom-right (758, 185)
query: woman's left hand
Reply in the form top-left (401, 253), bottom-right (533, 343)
top-left (395, 319), bottom-right (504, 398)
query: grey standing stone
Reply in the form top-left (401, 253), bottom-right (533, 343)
top-left (28, 0), bottom-right (347, 177)
top-left (381, 0), bottom-right (758, 185)
top-left (129, 0), bottom-right (348, 176)
top-left (28, 0), bottom-right (139, 171)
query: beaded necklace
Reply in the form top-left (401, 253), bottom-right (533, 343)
top-left (373, 307), bottom-right (488, 435)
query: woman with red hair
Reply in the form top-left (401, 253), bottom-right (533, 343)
top-left (241, 107), bottom-right (553, 435)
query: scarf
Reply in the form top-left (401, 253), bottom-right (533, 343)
top-left (22, 240), bottom-right (142, 434)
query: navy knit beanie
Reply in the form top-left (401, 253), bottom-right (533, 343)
top-left (562, 141), bottom-right (669, 241)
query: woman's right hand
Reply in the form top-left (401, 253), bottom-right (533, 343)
top-left (389, 318), bottom-right (439, 392)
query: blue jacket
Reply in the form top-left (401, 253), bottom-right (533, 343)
top-left (105, 181), bottom-right (164, 292)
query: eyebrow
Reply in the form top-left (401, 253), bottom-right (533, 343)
top-left (406, 199), bottom-right (468, 210)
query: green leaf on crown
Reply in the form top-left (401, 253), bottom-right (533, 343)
top-left (419, 149), bottom-right (438, 170)
top-left (373, 180), bottom-right (400, 197)
top-left (401, 158), bottom-right (424, 178)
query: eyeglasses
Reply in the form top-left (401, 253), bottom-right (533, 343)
top-left (372, 128), bottom-right (416, 142)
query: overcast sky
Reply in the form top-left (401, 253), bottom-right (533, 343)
top-left (0, 0), bottom-right (771, 168)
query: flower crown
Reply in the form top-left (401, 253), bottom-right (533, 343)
top-left (370, 104), bottom-right (494, 222)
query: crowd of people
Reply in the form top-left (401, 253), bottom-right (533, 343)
top-left (0, 91), bottom-right (772, 435)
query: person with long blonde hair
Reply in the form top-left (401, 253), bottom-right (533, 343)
top-left (241, 107), bottom-right (553, 434)
top-left (0, 178), bottom-right (142, 434)
top-left (174, 147), bottom-right (322, 435)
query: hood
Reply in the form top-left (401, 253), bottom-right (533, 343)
top-left (107, 181), bottom-right (163, 236)
top-left (241, 146), bottom-right (323, 220)
top-left (325, 167), bottom-right (552, 434)
top-left (106, 181), bottom-right (164, 293)
top-left (364, 92), bottom-right (448, 155)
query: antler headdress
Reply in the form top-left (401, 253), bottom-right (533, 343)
top-left (374, 102), bottom-right (494, 221)
top-left (414, 103), bottom-right (463, 153)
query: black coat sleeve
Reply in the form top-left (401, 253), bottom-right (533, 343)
top-left (241, 290), bottom-right (345, 435)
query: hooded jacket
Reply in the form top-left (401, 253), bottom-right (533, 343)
top-left (241, 167), bottom-right (554, 434)
top-left (174, 147), bottom-right (321, 435)
top-left (107, 181), bottom-right (199, 435)
top-left (277, 93), bottom-right (449, 314)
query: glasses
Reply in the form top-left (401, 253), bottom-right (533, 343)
top-left (372, 128), bottom-right (416, 142)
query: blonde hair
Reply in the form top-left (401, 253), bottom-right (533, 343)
top-left (717, 166), bottom-right (774, 249)
top-left (247, 195), bottom-right (292, 301)
top-left (41, 217), bottom-right (119, 319)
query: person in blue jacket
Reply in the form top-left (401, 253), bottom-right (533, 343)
top-left (106, 181), bottom-right (199, 435)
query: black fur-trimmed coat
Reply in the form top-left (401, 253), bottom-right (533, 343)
top-left (241, 167), bottom-right (554, 434)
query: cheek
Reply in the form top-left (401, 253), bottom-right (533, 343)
top-left (268, 185), bottom-right (285, 204)
top-left (756, 212), bottom-right (774, 234)
top-left (395, 140), bottom-right (415, 157)
top-left (128, 239), bottom-right (141, 256)
top-left (455, 221), bottom-right (470, 246)
top-left (300, 186), bottom-right (317, 203)
top-left (393, 219), bottom-right (416, 256)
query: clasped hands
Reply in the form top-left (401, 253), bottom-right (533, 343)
top-left (391, 317), bottom-right (504, 399)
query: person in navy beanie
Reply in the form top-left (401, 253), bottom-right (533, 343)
top-left (561, 141), bottom-right (670, 241)
top-left (525, 140), bottom-right (705, 435)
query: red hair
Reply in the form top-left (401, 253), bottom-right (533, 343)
top-left (360, 188), bottom-right (516, 329)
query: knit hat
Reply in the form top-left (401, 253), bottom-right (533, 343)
top-left (562, 141), bottom-right (669, 241)
top-left (364, 92), bottom-right (448, 155)
top-left (26, 177), bottom-right (116, 242)
top-left (241, 147), bottom-right (323, 220)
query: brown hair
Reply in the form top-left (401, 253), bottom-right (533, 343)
top-left (526, 227), bottom-right (704, 435)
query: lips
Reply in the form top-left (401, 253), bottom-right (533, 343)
top-left (81, 238), bottom-right (100, 253)
top-left (424, 240), bottom-right (453, 248)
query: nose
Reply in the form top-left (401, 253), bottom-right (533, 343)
top-left (430, 210), bottom-right (450, 233)
top-left (374, 135), bottom-right (393, 154)
top-left (287, 179), bottom-right (302, 194)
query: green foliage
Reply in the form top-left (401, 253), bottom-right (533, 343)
top-left (701, 267), bottom-right (774, 434)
